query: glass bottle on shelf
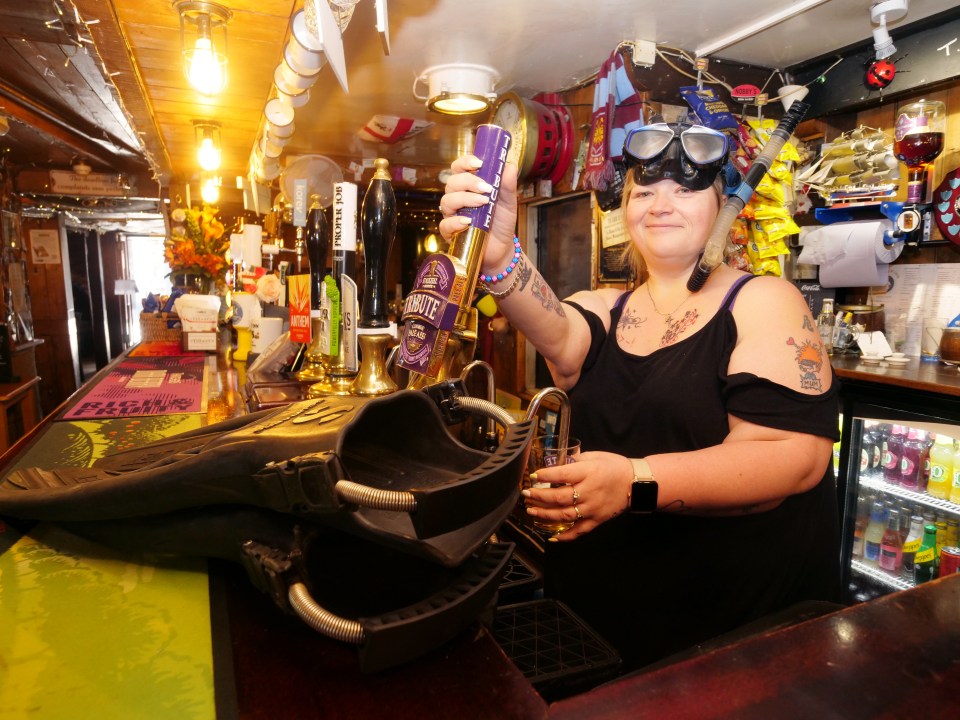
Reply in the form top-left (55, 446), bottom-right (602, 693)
top-left (946, 519), bottom-right (959, 549)
top-left (872, 424), bottom-right (890, 480)
top-left (951, 441), bottom-right (960, 504)
top-left (935, 519), bottom-right (948, 568)
top-left (898, 504), bottom-right (912, 544)
top-left (860, 426), bottom-right (878, 480)
top-left (863, 500), bottom-right (886, 567)
top-left (899, 428), bottom-right (925, 491)
top-left (879, 508), bottom-right (903, 575)
top-left (914, 524), bottom-right (938, 584)
top-left (882, 424), bottom-right (905, 485)
top-left (927, 434), bottom-right (953, 500)
top-left (893, 99), bottom-right (946, 204)
top-left (817, 298), bottom-right (835, 354)
top-left (852, 494), bottom-right (869, 560)
top-left (900, 515), bottom-right (925, 582)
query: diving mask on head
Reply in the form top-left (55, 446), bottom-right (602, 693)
top-left (623, 122), bottom-right (729, 191)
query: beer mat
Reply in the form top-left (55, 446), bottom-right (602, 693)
top-left (128, 340), bottom-right (205, 357)
top-left (0, 524), bottom-right (215, 719)
top-left (63, 356), bottom-right (209, 419)
top-left (3, 414), bottom-right (206, 473)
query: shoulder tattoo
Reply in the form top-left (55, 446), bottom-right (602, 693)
top-left (786, 336), bottom-right (824, 392)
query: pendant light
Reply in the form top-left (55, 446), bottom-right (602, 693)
top-left (175, 1), bottom-right (232, 96)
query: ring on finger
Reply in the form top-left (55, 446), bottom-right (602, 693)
top-left (572, 488), bottom-right (580, 505)
top-left (574, 505), bottom-right (583, 521)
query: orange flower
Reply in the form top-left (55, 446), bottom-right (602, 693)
top-left (165, 203), bottom-right (229, 291)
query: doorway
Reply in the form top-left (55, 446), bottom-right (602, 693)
top-left (526, 192), bottom-right (594, 390)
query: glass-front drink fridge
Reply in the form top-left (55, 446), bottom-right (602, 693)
top-left (837, 368), bottom-right (960, 604)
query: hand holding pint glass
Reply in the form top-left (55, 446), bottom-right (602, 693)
top-left (523, 435), bottom-right (581, 537)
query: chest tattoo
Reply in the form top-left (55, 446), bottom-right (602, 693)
top-left (659, 309), bottom-right (699, 346)
top-left (616, 307), bottom-right (646, 345)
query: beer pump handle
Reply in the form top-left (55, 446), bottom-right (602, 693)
top-left (360, 158), bottom-right (397, 328)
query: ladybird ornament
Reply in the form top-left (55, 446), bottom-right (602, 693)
top-left (865, 59), bottom-right (896, 90)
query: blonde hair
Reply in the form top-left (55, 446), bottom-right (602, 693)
top-left (618, 167), bottom-right (725, 283)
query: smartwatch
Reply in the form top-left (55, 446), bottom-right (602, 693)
top-left (629, 458), bottom-right (659, 514)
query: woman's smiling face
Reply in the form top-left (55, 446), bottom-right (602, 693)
top-left (625, 179), bottom-right (720, 266)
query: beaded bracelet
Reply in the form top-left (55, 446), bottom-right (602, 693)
top-left (481, 254), bottom-right (525, 299)
top-left (479, 237), bottom-right (522, 284)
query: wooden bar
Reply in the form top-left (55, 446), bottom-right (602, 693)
top-left (550, 574), bottom-right (960, 719)
top-left (2, 347), bottom-right (960, 718)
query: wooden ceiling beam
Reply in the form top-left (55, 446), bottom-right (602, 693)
top-left (0, 80), bottom-right (136, 170)
top-left (74, 0), bottom-right (174, 186)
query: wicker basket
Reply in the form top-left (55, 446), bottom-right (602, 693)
top-left (139, 312), bottom-right (182, 342)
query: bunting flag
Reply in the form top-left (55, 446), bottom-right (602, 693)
top-left (583, 50), bottom-right (644, 191)
top-left (358, 115), bottom-right (432, 144)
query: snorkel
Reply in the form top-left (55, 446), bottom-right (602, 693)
top-left (686, 101), bottom-right (810, 291)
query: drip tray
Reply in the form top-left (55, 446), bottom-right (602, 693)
top-left (498, 552), bottom-right (543, 604)
top-left (491, 599), bottom-right (621, 701)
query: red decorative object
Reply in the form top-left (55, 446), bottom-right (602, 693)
top-left (731, 84), bottom-right (761, 100)
top-left (933, 167), bottom-right (960, 246)
top-left (865, 59), bottom-right (896, 89)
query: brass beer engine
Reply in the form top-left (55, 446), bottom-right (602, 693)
top-left (351, 158), bottom-right (399, 397)
top-left (398, 125), bottom-right (511, 389)
top-left (295, 192), bottom-right (330, 382)
top-left (309, 181), bottom-right (360, 396)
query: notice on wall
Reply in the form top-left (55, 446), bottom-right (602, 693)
top-left (870, 263), bottom-right (960, 355)
top-left (28, 229), bottom-right (61, 265)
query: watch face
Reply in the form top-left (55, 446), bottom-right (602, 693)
top-left (492, 96), bottom-right (525, 171)
top-left (630, 480), bottom-right (658, 513)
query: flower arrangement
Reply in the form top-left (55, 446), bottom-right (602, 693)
top-left (165, 204), bottom-right (228, 293)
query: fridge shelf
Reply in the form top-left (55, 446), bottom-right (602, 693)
top-left (858, 475), bottom-right (960, 516)
top-left (851, 559), bottom-right (913, 592)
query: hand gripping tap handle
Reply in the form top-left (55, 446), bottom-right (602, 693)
top-left (686, 100), bottom-right (810, 292)
top-left (397, 125), bottom-right (511, 382)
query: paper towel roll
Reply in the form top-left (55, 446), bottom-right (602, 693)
top-left (797, 220), bottom-right (903, 288)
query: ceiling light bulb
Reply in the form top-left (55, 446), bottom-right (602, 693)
top-left (201, 177), bottom-right (220, 204)
top-left (176, 3), bottom-right (232, 96)
top-left (188, 36), bottom-right (225, 95)
top-left (198, 136), bottom-right (221, 171)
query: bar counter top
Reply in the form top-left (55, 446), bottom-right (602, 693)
top-left (2, 345), bottom-right (960, 718)
top-left (830, 353), bottom-right (960, 397)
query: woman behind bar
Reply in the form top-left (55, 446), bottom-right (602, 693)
top-left (437, 121), bottom-right (840, 673)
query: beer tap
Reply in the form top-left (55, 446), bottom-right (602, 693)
top-left (460, 360), bottom-right (499, 452)
top-left (352, 158), bottom-right (400, 397)
top-left (296, 193), bottom-right (330, 383)
top-left (309, 181), bottom-right (360, 397)
top-left (398, 125), bottom-right (512, 389)
top-left (524, 387), bottom-right (571, 464)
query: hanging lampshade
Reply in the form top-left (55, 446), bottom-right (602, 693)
top-left (175, 1), bottom-right (232, 96)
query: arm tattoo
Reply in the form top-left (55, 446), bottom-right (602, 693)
top-left (802, 315), bottom-right (815, 333)
top-left (616, 307), bottom-right (646, 345)
top-left (786, 336), bottom-right (824, 392)
top-left (659, 499), bottom-right (692, 514)
top-left (531, 275), bottom-right (566, 317)
top-left (517, 261), bottom-right (534, 292)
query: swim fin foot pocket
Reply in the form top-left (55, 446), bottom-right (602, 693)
top-left (0, 383), bottom-right (534, 670)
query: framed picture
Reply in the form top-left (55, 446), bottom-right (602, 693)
top-left (595, 205), bottom-right (633, 284)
